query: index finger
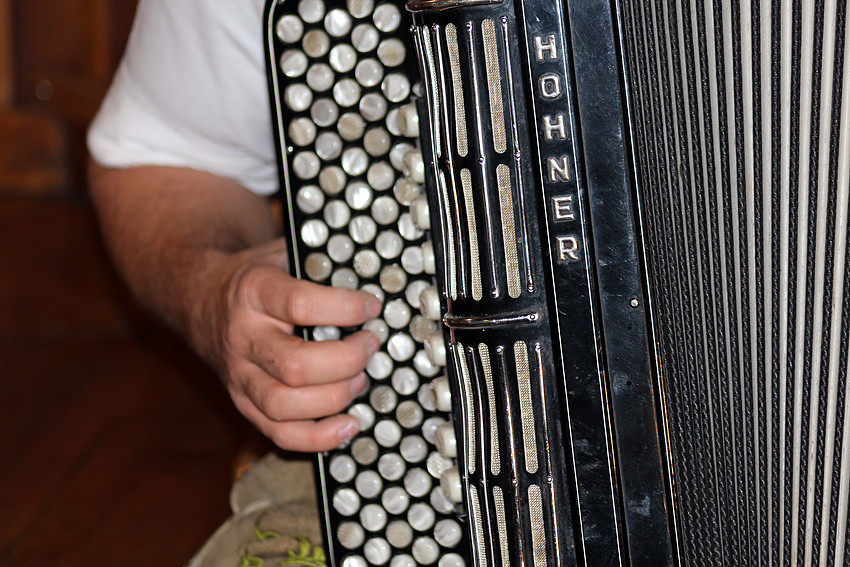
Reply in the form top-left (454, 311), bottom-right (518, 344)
top-left (259, 275), bottom-right (383, 327)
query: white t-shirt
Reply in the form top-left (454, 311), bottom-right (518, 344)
top-left (87, 0), bottom-right (278, 196)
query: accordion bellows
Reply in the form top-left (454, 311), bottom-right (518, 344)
top-left (266, 0), bottom-right (850, 565)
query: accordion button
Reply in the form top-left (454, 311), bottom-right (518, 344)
top-left (319, 165), bottom-right (346, 195)
top-left (403, 150), bottom-right (426, 184)
top-left (434, 422), bottom-right (457, 458)
top-left (315, 131), bottom-right (343, 161)
top-left (426, 449), bottom-right (452, 477)
top-left (361, 283), bottom-right (385, 304)
top-left (352, 437), bottom-right (379, 465)
top-left (373, 3), bottom-right (401, 32)
top-left (352, 23), bottom-right (380, 53)
top-left (324, 8), bottom-right (352, 37)
top-left (392, 368), bottom-right (420, 397)
top-left (355, 58), bottom-right (385, 88)
top-left (280, 49), bottom-right (308, 78)
top-left (346, 0), bottom-right (374, 19)
top-left (412, 536), bottom-right (439, 565)
top-left (301, 218), bottom-right (329, 248)
top-left (330, 44), bottom-right (358, 74)
top-left (410, 314), bottom-right (437, 344)
top-left (439, 553), bottom-right (466, 567)
top-left (439, 467), bottom-right (463, 503)
top-left (354, 249), bottom-right (381, 279)
top-left (386, 523), bottom-right (414, 549)
top-left (342, 147), bottom-right (369, 176)
top-left (289, 117), bottom-right (317, 147)
top-left (377, 452), bottom-right (406, 481)
top-left (348, 402), bottom-right (376, 431)
top-left (337, 521), bottom-right (365, 549)
top-left (388, 332), bottom-right (415, 362)
top-left (382, 73), bottom-right (411, 103)
top-left (430, 485), bottom-right (454, 514)
top-left (425, 334), bottom-right (447, 366)
top-left (295, 184), bottom-right (324, 214)
top-left (328, 234), bottom-right (354, 263)
top-left (404, 467), bottom-right (432, 497)
top-left (382, 486), bottom-right (410, 514)
top-left (378, 264), bottom-right (406, 292)
top-left (414, 349), bottom-right (441, 378)
top-left (284, 83), bottom-right (312, 112)
top-left (421, 417), bottom-right (444, 444)
top-left (293, 151), bottom-right (320, 180)
top-left (364, 538), bottom-right (391, 565)
top-left (304, 253), bottom-right (332, 281)
top-left (364, 127), bottom-right (391, 156)
top-left (366, 351), bottom-right (393, 380)
top-left (329, 454), bottom-right (357, 483)
top-left (360, 503), bottom-right (388, 532)
top-left (370, 385), bottom-right (398, 413)
top-left (324, 200), bottom-right (351, 229)
top-left (312, 325), bottom-right (340, 342)
top-left (400, 435), bottom-right (428, 463)
top-left (333, 78), bottom-right (361, 108)
top-left (401, 246), bottom-right (424, 275)
top-left (338, 112), bottom-right (366, 142)
top-left (422, 241), bottom-right (436, 275)
top-left (331, 267), bottom-right (359, 290)
top-left (410, 195), bottom-right (430, 230)
top-left (378, 38), bottom-right (407, 68)
top-left (398, 212), bottom-right (424, 242)
top-left (355, 470), bottom-right (383, 498)
top-left (429, 376), bottom-right (452, 412)
top-left (297, 0), bottom-right (325, 24)
top-left (393, 177), bottom-right (421, 205)
top-left (345, 181), bottom-right (372, 211)
top-left (360, 93), bottom-right (388, 122)
top-left (275, 15), bottom-right (304, 44)
top-left (419, 286), bottom-right (441, 320)
top-left (363, 318), bottom-right (389, 344)
top-left (373, 196), bottom-right (400, 225)
top-left (434, 518), bottom-right (463, 548)
top-left (333, 487), bottom-right (361, 516)
top-left (390, 143), bottom-right (416, 172)
top-left (302, 29), bottom-right (330, 58)
top-left (396, 400), bottom-right (424, 429)
top-left (367, 162), bottom-right (395, 191)
top-left (307, 63), bottom-right (334, 92)
top-left (341, 556), bottom-right (368, 567)
top-left (375, 419), bottom-right (402, 447)
top-left (310, 98), bottom-right (339, 127)
top-left (408, 503), bottom-right (436, 531)
top-left (376, 233), bottom-right (404, 262)
top-left (384, 299), bottom-right (412, 329)
top-left (397, 103), bottom-right (420, 138)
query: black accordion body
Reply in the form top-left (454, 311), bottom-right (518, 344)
top-left (264, 0), bottom-right (850, 565)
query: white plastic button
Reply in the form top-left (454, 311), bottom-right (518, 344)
top-left (410, 195), bottom-right (431, 230)
top-left (333, 78), bottom-right (361, 108)
top-left (295, 184), bottom-right (324, 214)
top-left (434, 519), bottom-right (463, 548)
top-left (425, 333), bottom-right (447, 366)
top-left (440, 467), bottom-right (463, 503)
top-left (422, 240), bottom-right (436, 274)
top-left (378, 38), bottom-right (407, 67)
top-left (434, 422), bottom-right (457, 457)
top-left (333, 488), bottom-right (361, 516)
top-left (374, 419), bottom-right (402, 447)
top-left (319, 166), bottom-right (346, 194)
top-left (306, 63), bottom-right (334, 91)
top-left (337, 522), bottom-right (365, 549)
top-left (351, 23), bottom-right (380, 52)
top-left (350, 215), bottom-right (378, 244)
top-left (400, 435), bottom-right (428, 463)
top-left (403, 149), bottom-right (426, 183)
top-left (430, 376), bottom-right (452, 412)
top-left (280, 49), bottom-right (308, 77)
top-left (373, 3), bottom-right (401, 32)
top-left (289, 117), bottom-right (317, 147)
top-left (364, 538), bottom-right (391, 565)
top-left (284, 83), bottom-right (313, 112)
top-left (303, 29), bottom-right (330, 58)
top-left (408, 503), bottom-right (436, 532)
top-left (419, 286), bottom-right (442, 320)
top-left (355, 470), bottom-right (383, 498)
top-left (403, 467), bottom-right (432, 497)
top-left (360, 503), bottom-right (388, 532)
top-left (324, 8), bottom-right (352, 37)
top-left (330, 44), bottom-right (357, 73)
top-left (276, 15), bottom-right (304, 44)
top-left (298, 0), bottom-right (325, 23)
top-left (316, 132), bottom-right (343, 161)
top-left (381, 486), bottom-right (410, 514)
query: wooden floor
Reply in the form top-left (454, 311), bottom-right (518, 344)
top-left (0, 197), bottom-right (254, 566)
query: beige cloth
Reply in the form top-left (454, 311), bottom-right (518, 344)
top-left (187, 453), bottom-right (324, 567)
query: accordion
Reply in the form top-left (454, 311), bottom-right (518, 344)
top-left (264, 0), bottom-right (850, 565)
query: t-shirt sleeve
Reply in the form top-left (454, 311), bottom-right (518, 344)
top-left (87, 0), bottom-right (279, 196)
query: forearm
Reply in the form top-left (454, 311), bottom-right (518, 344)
top-left (87, 161), bottom-right (278, 365)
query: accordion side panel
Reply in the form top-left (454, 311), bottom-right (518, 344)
top-left (621, 0), bottom-right (850, 564)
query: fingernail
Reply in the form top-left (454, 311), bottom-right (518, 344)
top-left (365, 297), bottom-right (382, 319)
top-left (366, 333), bottom-right (381, 355)
top-left (338, 421), bottom-right (359, 444)
top-left (350, 372), bottom-right (368, 396)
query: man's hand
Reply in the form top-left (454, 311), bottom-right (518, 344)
top-left (211, 238), bottom-right (382, 451)
top-left (88, 163), bottom-right (379, 452)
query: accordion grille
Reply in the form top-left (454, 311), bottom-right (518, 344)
top-left (621, 0), bottom-right (850, 564)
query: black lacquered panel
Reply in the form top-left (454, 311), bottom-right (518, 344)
top-left (621, 1), bottom-right (850, 564)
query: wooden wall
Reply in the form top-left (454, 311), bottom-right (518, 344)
top-left (1, 0), bottom-right (138, 196)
